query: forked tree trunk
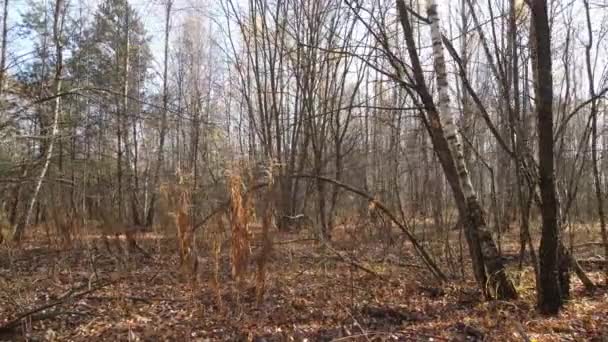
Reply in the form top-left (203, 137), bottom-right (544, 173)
top-left (395, 0), bottom-right (487, 293)
top-left (425, 0), bottom-right (517, 299)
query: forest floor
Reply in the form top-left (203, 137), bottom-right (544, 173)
top-left (0, 224), bottom-right (607, 341)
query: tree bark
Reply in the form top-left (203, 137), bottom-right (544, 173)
top-left (530, 0), bottom-right (562, 315)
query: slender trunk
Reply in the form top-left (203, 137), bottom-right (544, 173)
top-left (583, 0), bottom-right (608, 285)
top-left (0, 0), bottom-right (8, 93)
top-left (12, 0), bottom-right (64, 242)
top-left (119, 10), bottom-right (130, 251)
top-left (116, 11), bottom-right (130, 224)
top-left (146, 0), bottom-right (172, 227)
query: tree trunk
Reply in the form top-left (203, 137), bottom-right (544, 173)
top-left (531, 0), bottom-right (562, 315)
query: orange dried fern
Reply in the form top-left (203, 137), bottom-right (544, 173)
top-left (175, 191), bottom-right (195, 274)
top-left (164, 172), bottom-right (197, 278)
top-left (227, 168), bottom-right (252, 284)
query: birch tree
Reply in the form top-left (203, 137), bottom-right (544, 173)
top-left (424, 0), bottom-right (517, 299)
top-left (391, 0), bottom-right (517, 299)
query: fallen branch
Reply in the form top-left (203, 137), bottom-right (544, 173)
top-left (324, 243), bottom-right (388, 281)
top-left (270, 238), bottom-right (318, 245)
top-left (577, 258), bottom-right (608, 265)
top-left (85, 295), bottom-right (190, 303)
top-left (0, 277), bottom-right (122, 333)
top-left (85, 295), bottom-right (153, 304)
top-left (573, 242), bottom-right (607, 249)
top-left (376, 257), bottom-right (424, 269)
top-left (21, 309), bottom-right (91, 324)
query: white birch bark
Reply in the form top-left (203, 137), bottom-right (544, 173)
top-left (426, 0), bottom-right (476, 201)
